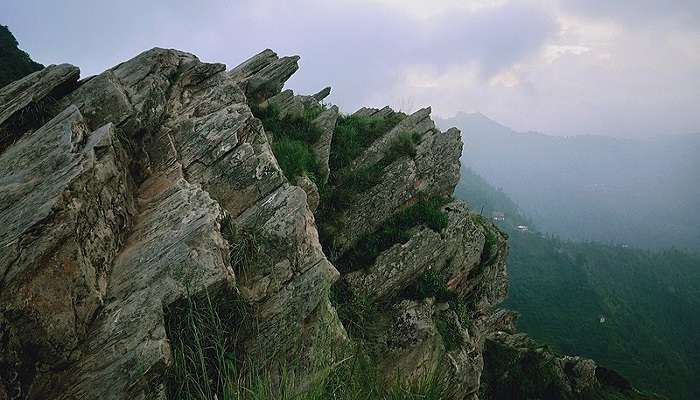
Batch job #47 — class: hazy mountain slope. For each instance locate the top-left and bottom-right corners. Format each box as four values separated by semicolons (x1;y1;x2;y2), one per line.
454;166;700;400
440;112;700;252
0;25;43;87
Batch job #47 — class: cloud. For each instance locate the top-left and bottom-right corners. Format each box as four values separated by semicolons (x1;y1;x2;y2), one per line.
1;0;698;137
559;0;700;29
263;0;558;110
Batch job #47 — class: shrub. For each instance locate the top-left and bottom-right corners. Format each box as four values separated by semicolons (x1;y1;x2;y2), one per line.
251;104;324;184
272;137;320;183
435;316;463;352
385;131;420;161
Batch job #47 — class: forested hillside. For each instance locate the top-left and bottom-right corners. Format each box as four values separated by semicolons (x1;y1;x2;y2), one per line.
455;167;700;400
0;25;43;87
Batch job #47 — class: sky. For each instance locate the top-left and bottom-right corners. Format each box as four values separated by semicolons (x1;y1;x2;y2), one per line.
2;0;699;138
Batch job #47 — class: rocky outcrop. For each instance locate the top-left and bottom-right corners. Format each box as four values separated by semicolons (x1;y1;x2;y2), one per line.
0;46;652;400
0;64;79;152
0;48;344;399
479;326;664;400
326;108;463;256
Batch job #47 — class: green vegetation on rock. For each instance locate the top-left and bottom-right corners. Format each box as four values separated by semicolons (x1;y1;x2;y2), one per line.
334;195;449;273
252;104;324;184
167;288;453;400
329;112;405;171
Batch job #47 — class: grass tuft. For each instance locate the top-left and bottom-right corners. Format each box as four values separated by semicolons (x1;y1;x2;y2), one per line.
329;112;405;171
166;287;455;400
272;137;321;183
251;104;324;185
334;195;449;273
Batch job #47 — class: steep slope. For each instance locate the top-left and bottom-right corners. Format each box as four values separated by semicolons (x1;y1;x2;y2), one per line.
0;48;343;399
0;48;658;400
439;112;700;252
0;26;43;88
454;166;700;400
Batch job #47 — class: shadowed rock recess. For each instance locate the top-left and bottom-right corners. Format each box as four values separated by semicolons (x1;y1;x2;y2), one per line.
0;49;659;399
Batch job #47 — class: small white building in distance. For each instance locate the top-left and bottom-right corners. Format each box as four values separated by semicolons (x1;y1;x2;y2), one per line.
492;212;505;221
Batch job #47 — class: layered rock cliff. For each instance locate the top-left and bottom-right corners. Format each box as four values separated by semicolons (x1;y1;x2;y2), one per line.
0;49;658;399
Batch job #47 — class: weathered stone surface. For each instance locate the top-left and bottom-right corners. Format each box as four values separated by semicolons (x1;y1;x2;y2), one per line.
330;111;463;255
377;300;444;384
0;105;134;397
0;64;80;152
0;46;648;400
267;89;305;117
0;64;79;126
353;105;395;119
479;331;661;400
311;105;338;183
39;169;234;400
261;86;338;183
295;174;320;212
0;47;345;399
230;49;300;101
344;202;485;304
312;86;331;101
339;202;507;400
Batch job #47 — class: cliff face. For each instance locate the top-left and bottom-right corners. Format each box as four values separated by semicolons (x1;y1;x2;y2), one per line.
0;49;655;400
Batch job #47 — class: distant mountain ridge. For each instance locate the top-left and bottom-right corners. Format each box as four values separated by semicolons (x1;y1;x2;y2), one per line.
438;112;700;251
454;166;700;400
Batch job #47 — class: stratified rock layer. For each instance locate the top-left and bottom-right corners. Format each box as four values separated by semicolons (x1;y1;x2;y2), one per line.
0;47;651;400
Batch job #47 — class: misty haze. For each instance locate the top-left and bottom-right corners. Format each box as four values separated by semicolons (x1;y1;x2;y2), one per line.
1;1;698;400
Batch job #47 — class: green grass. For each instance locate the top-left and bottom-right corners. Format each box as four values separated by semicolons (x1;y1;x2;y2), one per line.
221;216;264;279
435;316;463;352
165;288;251;400
329;112;405;171
272;138;321;183
333;196;449;273
385;131;421;160
251;104;324;185
166;288;455;400
253;105;325;144
330;281;380;341
317;130;427;260
326;129;421;196
401;267;474;350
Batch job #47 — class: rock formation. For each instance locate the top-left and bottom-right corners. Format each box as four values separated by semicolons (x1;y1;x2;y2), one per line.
0;48;659;400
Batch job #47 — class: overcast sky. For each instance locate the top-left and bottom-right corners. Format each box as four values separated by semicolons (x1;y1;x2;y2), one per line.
2;0;699;137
